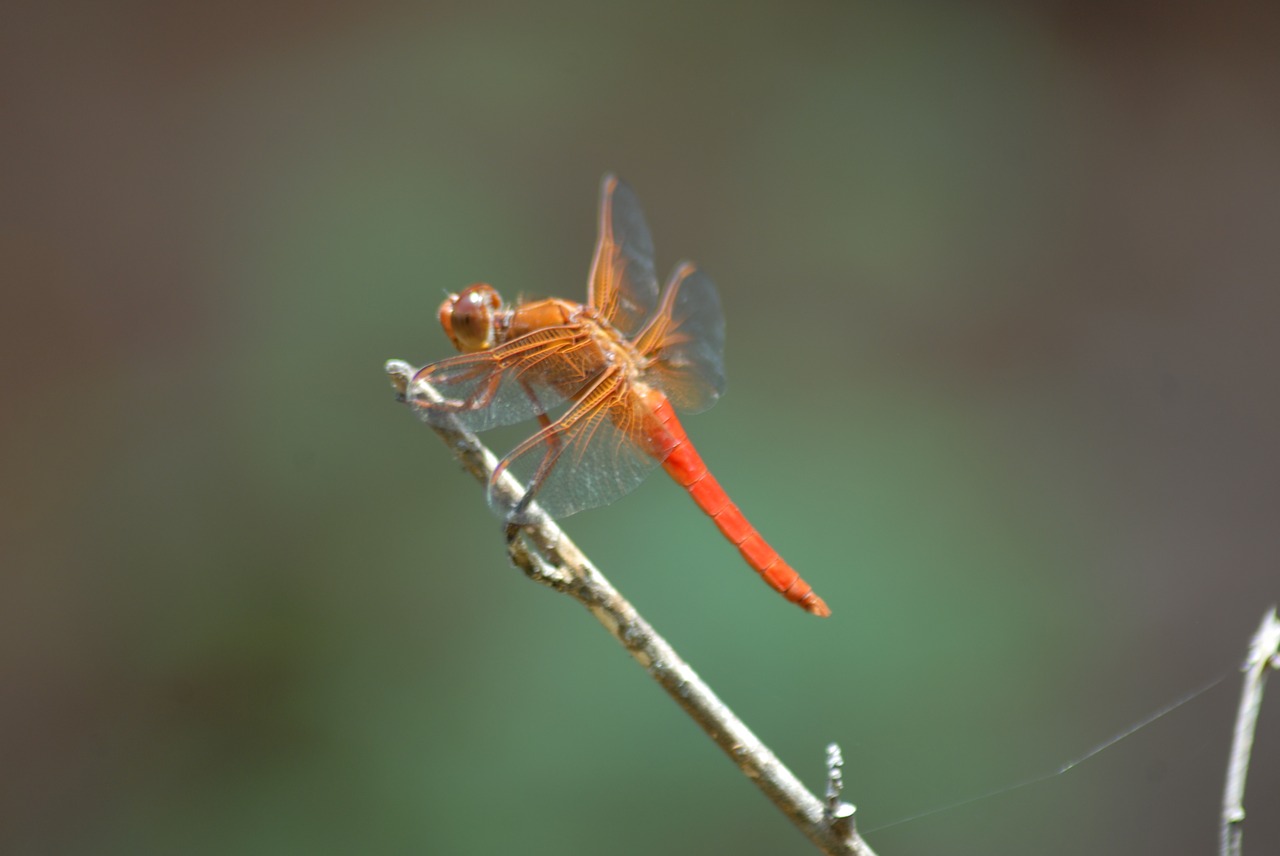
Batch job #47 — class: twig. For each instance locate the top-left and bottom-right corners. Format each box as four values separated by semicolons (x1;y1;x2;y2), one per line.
1221;606;1280;856
386;360;877;856
826;742;857;839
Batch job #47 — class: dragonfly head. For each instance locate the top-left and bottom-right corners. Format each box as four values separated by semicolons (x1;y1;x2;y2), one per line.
439;283;503;352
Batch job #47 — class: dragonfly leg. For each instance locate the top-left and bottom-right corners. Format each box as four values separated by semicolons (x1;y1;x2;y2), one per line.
410;364;503;416
504;519;523;544
501;381;563;527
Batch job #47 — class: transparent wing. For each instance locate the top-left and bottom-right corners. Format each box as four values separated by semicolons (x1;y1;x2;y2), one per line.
587;174;661;337
407;326;600;433
634;263;726;414
488;368;663;521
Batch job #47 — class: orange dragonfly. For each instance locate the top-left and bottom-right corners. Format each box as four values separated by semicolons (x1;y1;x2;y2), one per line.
408;175;829;617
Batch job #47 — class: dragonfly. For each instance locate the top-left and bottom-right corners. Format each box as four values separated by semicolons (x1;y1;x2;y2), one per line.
407;175;830;617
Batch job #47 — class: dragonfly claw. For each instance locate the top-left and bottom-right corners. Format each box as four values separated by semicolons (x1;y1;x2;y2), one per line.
504;520;523;546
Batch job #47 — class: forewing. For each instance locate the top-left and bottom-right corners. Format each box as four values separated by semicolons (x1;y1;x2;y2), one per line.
587;174;661;337
635;263;726;414
488;369;661;521
408;326;598;433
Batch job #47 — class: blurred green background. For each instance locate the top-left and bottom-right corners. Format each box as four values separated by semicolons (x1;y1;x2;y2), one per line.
4;2;1278;854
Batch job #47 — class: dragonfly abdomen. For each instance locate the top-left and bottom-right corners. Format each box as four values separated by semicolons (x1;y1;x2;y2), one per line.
644;392;831;617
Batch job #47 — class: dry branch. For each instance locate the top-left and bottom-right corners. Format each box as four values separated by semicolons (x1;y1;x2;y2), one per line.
1221;606;1280;856
386;360;876;856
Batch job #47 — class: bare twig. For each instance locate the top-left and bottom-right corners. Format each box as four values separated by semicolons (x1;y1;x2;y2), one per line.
1221;606;1280;856
386;360;877;856
825;742;857;839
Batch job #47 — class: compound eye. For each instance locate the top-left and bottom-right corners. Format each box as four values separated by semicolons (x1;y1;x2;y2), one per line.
439;283;502;352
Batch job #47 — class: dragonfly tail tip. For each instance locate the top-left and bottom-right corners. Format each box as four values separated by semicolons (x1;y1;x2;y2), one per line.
804;595;832;618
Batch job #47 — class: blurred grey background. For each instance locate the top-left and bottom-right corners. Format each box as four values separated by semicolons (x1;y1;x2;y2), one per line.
3;2;1278;854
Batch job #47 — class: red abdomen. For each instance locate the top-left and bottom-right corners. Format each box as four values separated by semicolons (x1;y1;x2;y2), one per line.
643;390;831;617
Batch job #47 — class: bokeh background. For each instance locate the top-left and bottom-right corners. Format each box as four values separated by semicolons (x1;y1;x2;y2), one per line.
4;2;1278;854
